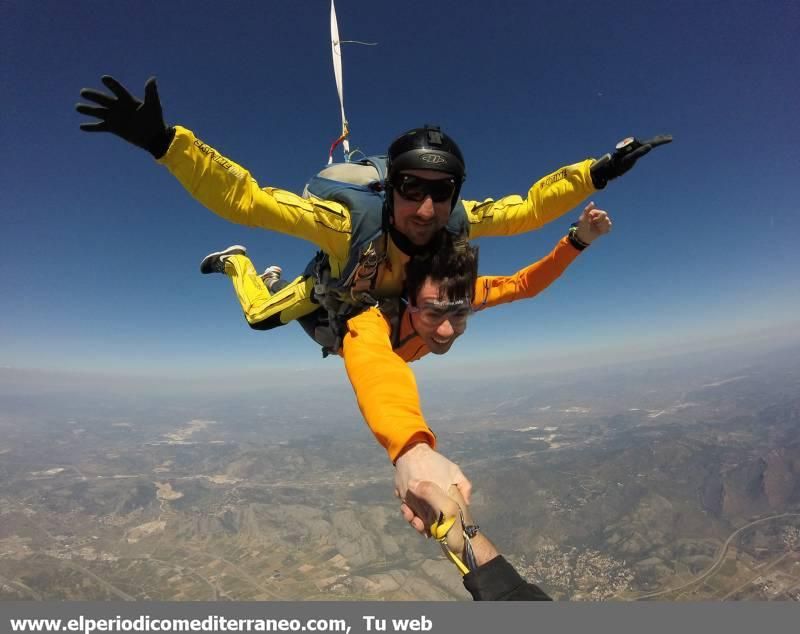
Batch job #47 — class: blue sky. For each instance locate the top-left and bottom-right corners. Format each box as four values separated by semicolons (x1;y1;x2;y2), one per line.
2;0;798;378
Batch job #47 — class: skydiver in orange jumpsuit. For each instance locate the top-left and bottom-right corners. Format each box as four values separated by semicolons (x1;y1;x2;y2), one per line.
213;202;611;530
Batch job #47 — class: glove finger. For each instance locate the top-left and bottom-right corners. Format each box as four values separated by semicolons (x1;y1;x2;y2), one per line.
626;144;652;163
75;104;109;119
79;88;116;107
79;121;111;132
642;135;673;148
143;77;162;109
101;75;137;104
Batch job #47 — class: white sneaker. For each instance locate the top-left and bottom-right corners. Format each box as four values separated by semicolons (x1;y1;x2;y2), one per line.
200;245;247;274
259;265;283;290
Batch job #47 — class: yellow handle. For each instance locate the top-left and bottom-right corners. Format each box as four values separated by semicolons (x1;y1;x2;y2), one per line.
430;514;457;540
429;514;470;576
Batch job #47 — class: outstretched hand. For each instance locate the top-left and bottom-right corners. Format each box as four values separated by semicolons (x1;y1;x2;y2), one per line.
394;443;472;534
76;75;173;159
574;202;612;244
590;134;673;189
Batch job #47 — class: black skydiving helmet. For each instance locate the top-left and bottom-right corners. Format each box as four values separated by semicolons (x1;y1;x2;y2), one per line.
385;124;467;215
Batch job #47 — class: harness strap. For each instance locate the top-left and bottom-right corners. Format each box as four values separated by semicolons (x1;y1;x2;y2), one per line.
305;232;389;355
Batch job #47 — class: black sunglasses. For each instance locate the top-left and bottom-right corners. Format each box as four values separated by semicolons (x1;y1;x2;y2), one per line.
392;174;457;203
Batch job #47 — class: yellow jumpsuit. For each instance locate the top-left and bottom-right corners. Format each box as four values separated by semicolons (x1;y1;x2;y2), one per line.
160;126;596;328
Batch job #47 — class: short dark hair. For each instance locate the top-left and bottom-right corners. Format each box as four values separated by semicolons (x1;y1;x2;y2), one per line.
405;231;479;306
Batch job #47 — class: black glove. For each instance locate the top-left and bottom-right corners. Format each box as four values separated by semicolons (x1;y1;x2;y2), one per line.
76;75;174;159
590;135;673;189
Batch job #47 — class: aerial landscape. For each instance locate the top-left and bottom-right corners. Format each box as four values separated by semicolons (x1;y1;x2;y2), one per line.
2;339;798;601
3;0;798;618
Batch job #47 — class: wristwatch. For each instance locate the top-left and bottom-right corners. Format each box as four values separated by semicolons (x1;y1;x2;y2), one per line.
567;223;590;251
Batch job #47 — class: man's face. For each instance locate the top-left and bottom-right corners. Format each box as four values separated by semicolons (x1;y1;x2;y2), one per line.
409;277;471;355
391;169;456;246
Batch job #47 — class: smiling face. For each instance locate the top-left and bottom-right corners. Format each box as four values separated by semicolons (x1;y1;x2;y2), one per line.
403;230;479;355
391;169;456;246
408;277;471;355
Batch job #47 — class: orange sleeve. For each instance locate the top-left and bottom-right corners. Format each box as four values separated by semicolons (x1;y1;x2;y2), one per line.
473;236;581;309
342;308;436;463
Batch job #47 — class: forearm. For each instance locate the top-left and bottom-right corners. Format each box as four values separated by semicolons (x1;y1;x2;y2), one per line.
474;236;581;309
159;126;351;258
465;159;596;237
514;235;581;298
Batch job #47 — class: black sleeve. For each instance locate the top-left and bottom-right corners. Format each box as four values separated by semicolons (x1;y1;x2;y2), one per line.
463;555;552;601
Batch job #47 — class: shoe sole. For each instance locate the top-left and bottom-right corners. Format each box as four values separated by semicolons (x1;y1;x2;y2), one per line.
200;245;247;274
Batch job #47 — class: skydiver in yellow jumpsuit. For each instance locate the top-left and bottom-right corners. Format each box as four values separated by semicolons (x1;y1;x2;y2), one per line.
75;76;670;353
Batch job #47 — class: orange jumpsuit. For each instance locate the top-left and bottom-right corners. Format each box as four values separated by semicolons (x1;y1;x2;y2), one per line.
342;235;582;462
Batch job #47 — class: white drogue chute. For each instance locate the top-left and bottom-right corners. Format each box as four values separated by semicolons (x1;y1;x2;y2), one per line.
327;0;376;164
329;0;349;163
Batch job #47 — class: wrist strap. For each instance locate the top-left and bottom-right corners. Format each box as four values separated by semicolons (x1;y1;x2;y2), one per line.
568;223;589;251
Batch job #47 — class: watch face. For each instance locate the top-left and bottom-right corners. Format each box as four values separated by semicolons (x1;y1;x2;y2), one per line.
616;137;635;150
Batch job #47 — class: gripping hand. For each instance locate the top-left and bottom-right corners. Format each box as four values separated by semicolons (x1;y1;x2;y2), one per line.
76;76;173;159
590;135;673;189
395;443;472;535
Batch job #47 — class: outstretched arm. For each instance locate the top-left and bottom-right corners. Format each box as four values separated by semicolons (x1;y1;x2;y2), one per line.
342;309;471;532
463;160;596;237
342;308;435;462
76;76;352;261
473;202;611;310
463;135;669;238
